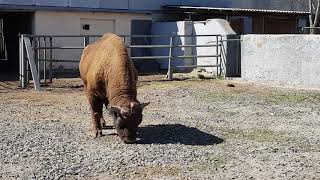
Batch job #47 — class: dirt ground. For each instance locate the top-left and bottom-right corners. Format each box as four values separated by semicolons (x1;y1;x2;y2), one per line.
0;74;319;179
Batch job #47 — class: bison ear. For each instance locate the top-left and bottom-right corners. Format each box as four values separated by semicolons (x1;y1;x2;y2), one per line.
140;102;150;110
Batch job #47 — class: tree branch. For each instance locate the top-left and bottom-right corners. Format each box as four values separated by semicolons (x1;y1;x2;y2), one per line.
309;0;314;26
314;0;320;26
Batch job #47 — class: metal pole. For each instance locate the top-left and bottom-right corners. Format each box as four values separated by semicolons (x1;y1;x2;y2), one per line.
36;37;41;83
216;35;219;77
23;36;41;90
27;36;34;86
26;55;29;85
49;37;53;83
167;35;174;80
43;37;47;84
219;35;223;77
24;36;28;87
83;36;89;47
19;34;26;88
19;34;22;87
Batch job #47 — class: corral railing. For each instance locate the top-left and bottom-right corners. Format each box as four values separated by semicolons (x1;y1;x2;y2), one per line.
19;34;224;90
300;27;320;34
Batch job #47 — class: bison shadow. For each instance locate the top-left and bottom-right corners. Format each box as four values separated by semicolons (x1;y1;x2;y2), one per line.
137;124;224;146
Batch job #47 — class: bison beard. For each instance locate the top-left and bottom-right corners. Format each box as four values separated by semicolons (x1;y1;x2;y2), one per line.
79;33;148;144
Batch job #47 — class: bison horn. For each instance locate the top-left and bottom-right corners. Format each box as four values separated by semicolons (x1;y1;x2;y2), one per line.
129;102;149;111
140;102;150;109
109;105;130;116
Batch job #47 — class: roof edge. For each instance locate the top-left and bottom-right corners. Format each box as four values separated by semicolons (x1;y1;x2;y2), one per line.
0;5;152;14
164;5;310;15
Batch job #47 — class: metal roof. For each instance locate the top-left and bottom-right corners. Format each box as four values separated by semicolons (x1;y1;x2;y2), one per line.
165;6;310;15
0;5;152;14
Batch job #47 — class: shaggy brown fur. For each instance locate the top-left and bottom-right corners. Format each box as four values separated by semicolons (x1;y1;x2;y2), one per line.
79;33;147;143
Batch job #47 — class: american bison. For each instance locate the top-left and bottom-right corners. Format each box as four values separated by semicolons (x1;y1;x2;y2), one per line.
79;33;148;144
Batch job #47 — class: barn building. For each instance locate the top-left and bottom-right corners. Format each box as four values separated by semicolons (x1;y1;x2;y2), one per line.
0;0;309;79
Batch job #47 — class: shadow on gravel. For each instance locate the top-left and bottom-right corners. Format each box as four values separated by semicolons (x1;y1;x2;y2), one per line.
137;124;224;146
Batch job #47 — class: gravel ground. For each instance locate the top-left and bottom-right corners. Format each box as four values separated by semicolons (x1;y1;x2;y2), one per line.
0;75;320;179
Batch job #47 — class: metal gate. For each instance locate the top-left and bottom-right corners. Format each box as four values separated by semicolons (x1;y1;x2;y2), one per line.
19;34;224;90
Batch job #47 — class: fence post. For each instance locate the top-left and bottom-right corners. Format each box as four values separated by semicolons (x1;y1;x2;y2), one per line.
216;35;220;77
167;35;174;80
43;37;47;84
49;37;53;83
26;55;29;85
23;36;41;90
19;34;22;87
19;34;27;88
36;37;41;83
83;36;89;47
23;36;30;85
219;35;224;78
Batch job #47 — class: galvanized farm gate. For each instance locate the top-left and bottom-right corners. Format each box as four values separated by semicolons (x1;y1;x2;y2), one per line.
19;34;224;90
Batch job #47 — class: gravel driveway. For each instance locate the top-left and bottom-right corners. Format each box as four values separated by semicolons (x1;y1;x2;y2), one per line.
0;75;319;179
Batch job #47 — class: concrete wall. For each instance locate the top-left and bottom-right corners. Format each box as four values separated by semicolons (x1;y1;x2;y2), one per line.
241;35;320;87
34;11;151;70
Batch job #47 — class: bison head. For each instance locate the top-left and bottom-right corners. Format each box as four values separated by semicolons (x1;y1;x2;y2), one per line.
110;102;149;144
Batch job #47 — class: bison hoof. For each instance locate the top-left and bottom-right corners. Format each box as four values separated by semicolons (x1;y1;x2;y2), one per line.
94;130;104;138
100;118;107;128
101;123;107;129
123;138;136;144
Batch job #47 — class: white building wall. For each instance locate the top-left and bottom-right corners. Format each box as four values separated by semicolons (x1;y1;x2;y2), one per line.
34;11;151;70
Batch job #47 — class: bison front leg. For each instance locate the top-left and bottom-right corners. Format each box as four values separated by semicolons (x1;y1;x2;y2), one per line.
88;95;104;138
100;116;107;129
100;100;109;129
106;104;118;129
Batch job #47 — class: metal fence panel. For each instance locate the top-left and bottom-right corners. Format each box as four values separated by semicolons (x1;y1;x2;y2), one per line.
19;34;224;90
